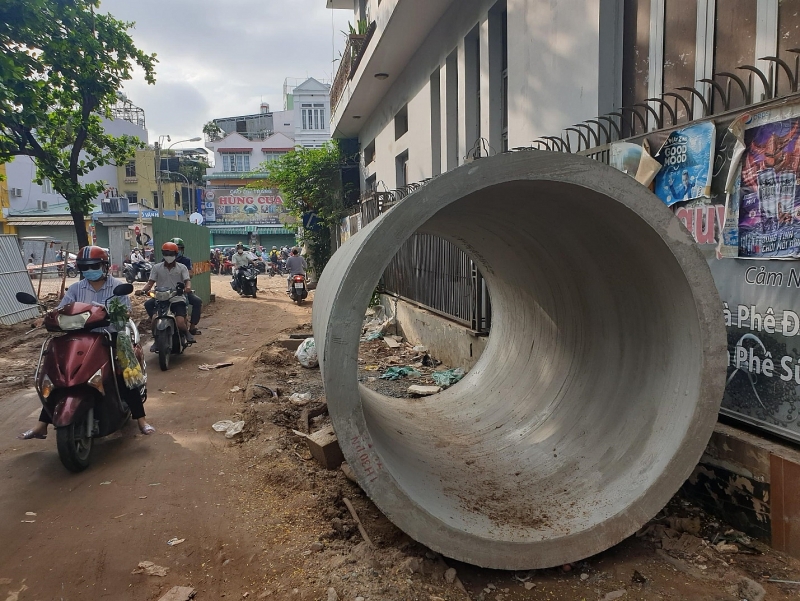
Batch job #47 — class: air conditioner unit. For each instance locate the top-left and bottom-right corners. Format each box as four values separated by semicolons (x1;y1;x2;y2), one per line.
11;188;23;197
37;200;48;210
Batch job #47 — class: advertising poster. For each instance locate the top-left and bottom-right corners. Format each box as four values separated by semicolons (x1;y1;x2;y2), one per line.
653;122;715;207
204;187;289;225
609;141;661;186
734;106;800;258
704;247;800;443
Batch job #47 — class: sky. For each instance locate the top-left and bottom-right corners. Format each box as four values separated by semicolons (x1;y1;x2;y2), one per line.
101;0;352;149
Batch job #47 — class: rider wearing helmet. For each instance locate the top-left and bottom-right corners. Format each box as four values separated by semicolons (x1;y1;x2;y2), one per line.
169;237;203;336
139;242;195;345
230;242;253;292
18;246;155;439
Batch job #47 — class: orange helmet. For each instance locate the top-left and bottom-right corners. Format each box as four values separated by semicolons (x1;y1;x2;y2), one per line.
161;241;179;256
76;246;109;269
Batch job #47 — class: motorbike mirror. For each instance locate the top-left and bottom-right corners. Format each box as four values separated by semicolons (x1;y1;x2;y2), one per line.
113;283;134;296
15;292;38;305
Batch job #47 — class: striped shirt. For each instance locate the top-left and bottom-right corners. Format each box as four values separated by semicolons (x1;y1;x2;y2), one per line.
59;276;131;311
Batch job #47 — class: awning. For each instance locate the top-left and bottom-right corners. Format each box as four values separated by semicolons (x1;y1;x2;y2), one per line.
209;226;295;235
6;219;76;226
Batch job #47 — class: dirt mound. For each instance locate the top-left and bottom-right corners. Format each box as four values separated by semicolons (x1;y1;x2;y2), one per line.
256;343;294;366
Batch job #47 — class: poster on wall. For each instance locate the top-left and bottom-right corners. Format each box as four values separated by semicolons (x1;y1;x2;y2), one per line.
609;141;661;186
653;122;715;207
204;187;289;225
704;248;800;443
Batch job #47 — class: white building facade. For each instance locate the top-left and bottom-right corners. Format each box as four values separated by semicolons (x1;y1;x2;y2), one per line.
328;0;792;192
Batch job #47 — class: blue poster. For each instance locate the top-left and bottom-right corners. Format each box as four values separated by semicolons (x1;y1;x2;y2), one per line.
654;122;715;207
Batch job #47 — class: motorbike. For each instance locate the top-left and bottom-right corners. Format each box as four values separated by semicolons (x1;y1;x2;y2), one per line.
221;259;233;276
57;260;78;279
289;274;308;305
232;265;259;298
122;260;152;283
15;283;144;472
149;283;193;371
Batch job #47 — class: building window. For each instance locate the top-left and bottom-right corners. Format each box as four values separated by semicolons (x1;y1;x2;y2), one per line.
364;140;376;165
301;103;326;130
366;174;377;192
125;161;136;178
396;150;409;188
153;192;159;208
41;178;53;194
395;104;409;140
431;68;441;176
222;153;251;172
262;151;287;162
126;192;138;206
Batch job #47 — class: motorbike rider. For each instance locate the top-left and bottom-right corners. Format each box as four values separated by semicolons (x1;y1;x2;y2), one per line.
17;246;155;439
169;237;203;336
268;246;280;274
285;247;308;293
138;242;195;347
231;243;254;292
130;247;146;280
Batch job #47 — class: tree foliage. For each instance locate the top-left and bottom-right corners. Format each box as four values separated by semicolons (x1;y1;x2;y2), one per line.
0;0;157;247
253;141;348;276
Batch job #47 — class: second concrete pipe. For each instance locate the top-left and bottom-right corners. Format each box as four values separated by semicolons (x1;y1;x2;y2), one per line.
312;151;726;570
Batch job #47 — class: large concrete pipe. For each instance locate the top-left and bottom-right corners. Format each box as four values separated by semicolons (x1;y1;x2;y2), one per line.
313;151;726;570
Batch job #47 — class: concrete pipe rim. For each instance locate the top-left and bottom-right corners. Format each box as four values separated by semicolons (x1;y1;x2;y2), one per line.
313;151;726;570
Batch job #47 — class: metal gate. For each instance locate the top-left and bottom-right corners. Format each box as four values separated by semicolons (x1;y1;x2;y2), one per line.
151;218;211;304
0;235;39;325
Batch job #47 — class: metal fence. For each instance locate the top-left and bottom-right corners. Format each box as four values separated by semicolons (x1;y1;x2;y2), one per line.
0;235;40;325
337;191;491;332
151;217;211;304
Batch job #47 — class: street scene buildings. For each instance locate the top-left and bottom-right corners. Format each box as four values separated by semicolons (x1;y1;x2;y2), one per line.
3;1;800;600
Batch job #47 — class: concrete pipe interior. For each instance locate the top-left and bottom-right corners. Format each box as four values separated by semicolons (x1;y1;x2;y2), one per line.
314;152;725;570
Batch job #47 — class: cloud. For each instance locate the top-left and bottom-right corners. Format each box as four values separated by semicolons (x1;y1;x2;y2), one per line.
100;0;352;142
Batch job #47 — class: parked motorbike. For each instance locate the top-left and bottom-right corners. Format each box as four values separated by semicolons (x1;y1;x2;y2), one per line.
122;260;152;283
221;259;233;276
232;265;259;298
149;283;193;371
289;274;308;305
15;283;144;472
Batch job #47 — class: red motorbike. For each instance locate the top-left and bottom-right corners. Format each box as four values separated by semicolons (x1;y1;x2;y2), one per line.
16;284;145;472
289;274;308;305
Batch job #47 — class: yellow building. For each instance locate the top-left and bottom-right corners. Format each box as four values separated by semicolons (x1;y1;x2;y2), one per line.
0;164;13;235
117;148;183;215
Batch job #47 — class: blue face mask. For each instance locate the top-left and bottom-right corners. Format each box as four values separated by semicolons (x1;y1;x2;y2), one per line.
82;269;104;281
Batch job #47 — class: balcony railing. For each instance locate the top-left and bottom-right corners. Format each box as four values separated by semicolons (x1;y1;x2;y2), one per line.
331;21;377;114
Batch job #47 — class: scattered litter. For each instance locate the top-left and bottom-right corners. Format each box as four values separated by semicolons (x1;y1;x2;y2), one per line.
167;537;186;546
363;365;380;371
407;384;442;396
132;561;169;577
164;391;177;395
20;520;35;523
229;386;241;393
767;578;800;584
113;513;127;519
295;338;318;368
224;421;245;439
100;481;112;485
157;586;196;601
601;591;626;601
432;368;465;388
149;483;161;486
384;336;401;349
253;384;279;397
198;362;234;371
524;582;536;590
343;497;373;546
289;392;313;406
363;330;383;341
25;512;36;516
139;496;147;499
379;366;421;380
714;541;739;554
212;420;234;432
412;345;428;353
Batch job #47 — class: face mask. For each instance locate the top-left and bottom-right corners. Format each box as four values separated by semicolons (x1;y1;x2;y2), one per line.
164;256;176;264
83;269;104;281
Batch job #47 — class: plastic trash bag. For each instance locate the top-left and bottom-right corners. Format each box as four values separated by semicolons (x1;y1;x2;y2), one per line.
364;330;383;341
295;337;319;368
379;366;421;380
212;420;234;432
289;392;313;406
432;368;466;388
224;420;245;438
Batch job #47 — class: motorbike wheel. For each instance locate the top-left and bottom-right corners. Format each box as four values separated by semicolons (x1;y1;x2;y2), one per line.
125;271;135;284
67;267;78;278
56;420;93;472
156;331;171;371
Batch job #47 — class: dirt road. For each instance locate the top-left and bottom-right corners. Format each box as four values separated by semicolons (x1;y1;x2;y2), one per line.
0;274;310;600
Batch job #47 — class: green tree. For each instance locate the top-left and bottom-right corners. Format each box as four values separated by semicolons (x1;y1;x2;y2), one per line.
202;121;223;142
253;141;348;276
0;0;157;247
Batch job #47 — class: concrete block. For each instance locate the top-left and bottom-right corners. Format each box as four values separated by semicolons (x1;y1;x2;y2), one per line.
158;586;196;601
408;385;442;396
306;425;344;470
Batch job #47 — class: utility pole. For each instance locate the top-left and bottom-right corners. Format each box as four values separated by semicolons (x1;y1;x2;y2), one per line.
155;142;164;218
